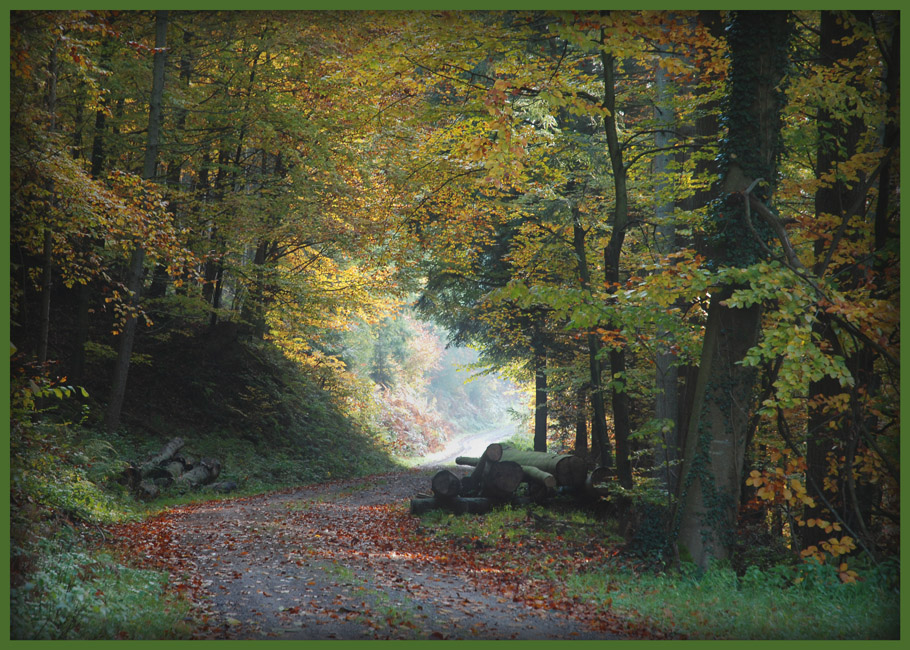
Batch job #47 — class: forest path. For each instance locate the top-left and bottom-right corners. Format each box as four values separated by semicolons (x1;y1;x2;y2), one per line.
415;423;517;469
113;460;634;639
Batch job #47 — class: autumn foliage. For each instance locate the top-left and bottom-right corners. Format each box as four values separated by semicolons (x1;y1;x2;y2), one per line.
9;9;899;637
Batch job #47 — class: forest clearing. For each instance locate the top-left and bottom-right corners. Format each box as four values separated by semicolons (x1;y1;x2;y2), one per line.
9;10;900;640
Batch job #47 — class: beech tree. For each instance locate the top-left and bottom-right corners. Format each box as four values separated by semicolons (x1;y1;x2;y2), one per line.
104;10;168;433
672;10;794;570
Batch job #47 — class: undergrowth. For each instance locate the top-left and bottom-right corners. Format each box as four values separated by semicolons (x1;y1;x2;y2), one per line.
564;557;900;639
10;533;193;640
417;498;900;640
9;331;403;640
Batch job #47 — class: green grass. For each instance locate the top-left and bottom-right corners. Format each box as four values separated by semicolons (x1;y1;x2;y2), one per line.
415;499;898;640
564;558;900;640
418;501;621;548
11;532;192;640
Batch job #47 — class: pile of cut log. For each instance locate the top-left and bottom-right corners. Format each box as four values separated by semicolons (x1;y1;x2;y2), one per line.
119;437;230;499
409;443;612;515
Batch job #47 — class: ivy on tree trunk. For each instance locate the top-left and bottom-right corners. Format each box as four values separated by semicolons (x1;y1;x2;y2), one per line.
674;10;793;570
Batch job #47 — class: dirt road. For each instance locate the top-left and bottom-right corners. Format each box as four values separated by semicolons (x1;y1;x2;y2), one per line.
415;424;517;468
115;436;632;640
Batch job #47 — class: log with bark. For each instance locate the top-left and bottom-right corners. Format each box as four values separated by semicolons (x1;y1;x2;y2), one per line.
455;442;503;471
459;443;504;496
140;437;184;472
209;481;238;493
522;465;557;503
413;443;588;514
522;465;557;490
410;496;492;515
498;447;586;488
431;469;462;499
176;457;222;488
479;460;524;501
124;438;224;496
137;479;160;500
584;466;612;499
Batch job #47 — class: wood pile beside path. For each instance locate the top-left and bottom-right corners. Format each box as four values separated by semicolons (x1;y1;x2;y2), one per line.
409;442;611;515
119;437;229;499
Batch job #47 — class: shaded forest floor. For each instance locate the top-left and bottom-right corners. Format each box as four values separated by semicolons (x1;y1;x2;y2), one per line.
14;331;898;641
106;467;655;640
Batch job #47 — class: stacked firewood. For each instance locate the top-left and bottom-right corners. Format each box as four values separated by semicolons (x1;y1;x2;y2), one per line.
119;437;229;499
409;443;611;515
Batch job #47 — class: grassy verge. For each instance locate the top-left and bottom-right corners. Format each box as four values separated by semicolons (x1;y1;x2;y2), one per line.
415;501;900;640
564;557;900;639
10;532;193;640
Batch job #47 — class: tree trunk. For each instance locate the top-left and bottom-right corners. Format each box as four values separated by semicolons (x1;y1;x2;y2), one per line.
140;437;185;472
533;344;548;452
522;465;557;490
37;229;53;364
572;210;611;468
803;10;873;551
455;443;503;468
670;11;725;498
105;10;168;433
653;46;678;492
37;38;59;364
104;243;148;433
600;28;633;489
71;59;113;381
574;386;589;458
176;458;222;488
674;11;792;570
137;479;160;500
459;443;504;494
675;289;762;567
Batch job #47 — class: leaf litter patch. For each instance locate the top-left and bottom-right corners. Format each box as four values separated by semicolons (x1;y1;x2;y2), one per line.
108;469;663;639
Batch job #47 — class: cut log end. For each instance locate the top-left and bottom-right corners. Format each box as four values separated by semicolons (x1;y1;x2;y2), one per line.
431;469;462;499
483;443;503;463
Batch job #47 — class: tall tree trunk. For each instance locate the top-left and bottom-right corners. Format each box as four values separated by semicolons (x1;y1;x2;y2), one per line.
671;11;725;494
199;149;227;321
572;207;612;468
674;11;792;569
147;26;194;302
652;44;678;491
804;10;870;551
600;27;632;489
241;240;271;339
574;385;589;458
37;38;59;364
105;10;168;433
72;62;114;382
533;340;548;453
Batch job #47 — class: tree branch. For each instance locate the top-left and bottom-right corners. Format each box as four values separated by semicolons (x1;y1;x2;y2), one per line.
739;184;899;369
